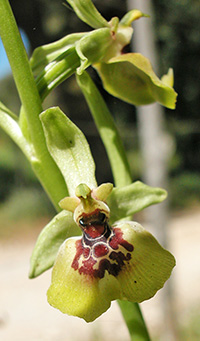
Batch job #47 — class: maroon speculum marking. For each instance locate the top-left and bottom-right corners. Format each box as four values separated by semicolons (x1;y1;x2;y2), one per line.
72;210;134;279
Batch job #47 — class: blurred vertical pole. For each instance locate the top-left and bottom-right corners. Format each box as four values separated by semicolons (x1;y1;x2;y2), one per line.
127;0;178;340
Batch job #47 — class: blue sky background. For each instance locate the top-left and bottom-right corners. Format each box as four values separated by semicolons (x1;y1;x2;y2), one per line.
0;29;30;80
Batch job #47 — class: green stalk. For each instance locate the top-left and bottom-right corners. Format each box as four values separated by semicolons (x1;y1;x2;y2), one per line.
77;71;150;340
0;0;68;210
118;301;150;341
76;71;132;187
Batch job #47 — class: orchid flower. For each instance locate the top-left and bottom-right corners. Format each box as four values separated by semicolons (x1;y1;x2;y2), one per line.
30;0;177;109
28;107;175;322
47;183;175;322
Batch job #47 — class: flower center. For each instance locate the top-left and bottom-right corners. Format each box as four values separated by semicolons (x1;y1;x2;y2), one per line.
72;211;134;279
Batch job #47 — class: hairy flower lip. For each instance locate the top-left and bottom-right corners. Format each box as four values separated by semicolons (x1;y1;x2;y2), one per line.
47;219;175;322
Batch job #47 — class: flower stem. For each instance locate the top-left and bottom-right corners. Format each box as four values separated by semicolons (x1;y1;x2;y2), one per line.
118;300;150;341
76;71;132;187
0;0;68;210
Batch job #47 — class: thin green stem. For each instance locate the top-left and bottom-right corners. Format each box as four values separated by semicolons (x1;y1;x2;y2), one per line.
0;0;68;210
77;71;150;340
76;71;132;187
118;301;150;341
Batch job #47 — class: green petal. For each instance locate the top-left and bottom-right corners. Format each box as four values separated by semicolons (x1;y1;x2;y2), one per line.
29;210;81;278
92;183;113;202
40;107;97;196
95;53;177;109
115;222;175;302
120;9;148;26
107;181;167;224
59;196;80;212
47;237;121;322
161;68;174;87
66;0;109;29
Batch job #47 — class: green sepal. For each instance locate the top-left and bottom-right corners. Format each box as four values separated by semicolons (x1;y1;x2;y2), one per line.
30;32;85;75
29;210;81;278
75;28;113;74
40;107;97;196
66;0;109;29
107;181;167;223
95;53;177;109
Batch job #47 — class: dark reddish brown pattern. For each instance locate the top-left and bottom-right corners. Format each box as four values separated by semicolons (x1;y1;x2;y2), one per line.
72;212;134;279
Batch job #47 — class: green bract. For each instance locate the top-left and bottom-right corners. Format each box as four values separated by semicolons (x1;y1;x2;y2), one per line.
36;47;80;100
30;33;85;75
30;0;177;109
